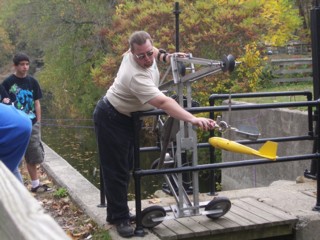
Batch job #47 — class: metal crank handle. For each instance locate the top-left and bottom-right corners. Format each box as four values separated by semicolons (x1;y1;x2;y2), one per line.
214;122;237;133
214;116;235;133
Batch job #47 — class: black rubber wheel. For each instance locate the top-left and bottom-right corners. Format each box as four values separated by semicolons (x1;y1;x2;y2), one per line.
226;54;235;72
141;205;166;228
205;197;231;219
221;54;235;72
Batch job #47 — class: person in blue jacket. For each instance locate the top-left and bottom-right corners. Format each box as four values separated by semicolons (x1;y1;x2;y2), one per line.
0;103;32;182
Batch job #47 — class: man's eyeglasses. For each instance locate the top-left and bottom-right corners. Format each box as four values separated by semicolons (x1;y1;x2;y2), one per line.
134;50;154;60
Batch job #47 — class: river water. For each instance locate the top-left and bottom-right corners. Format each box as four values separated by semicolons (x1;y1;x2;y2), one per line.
41;117;214;200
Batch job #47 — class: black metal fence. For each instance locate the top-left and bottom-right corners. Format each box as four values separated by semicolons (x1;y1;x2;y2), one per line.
131;92;320;235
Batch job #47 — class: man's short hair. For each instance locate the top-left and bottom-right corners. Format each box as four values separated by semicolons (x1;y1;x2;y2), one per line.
129;31;153;51
13;53;30;66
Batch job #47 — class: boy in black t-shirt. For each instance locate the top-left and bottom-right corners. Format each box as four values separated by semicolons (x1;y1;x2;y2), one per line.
2;53;52;193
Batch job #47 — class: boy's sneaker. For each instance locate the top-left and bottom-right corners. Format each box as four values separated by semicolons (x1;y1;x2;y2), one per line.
116;219;134;238
31;184;53;193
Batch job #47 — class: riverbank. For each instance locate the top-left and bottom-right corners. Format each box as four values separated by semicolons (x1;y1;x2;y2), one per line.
20;160;110;239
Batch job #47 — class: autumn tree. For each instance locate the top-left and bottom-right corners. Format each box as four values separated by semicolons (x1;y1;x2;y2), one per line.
295;0;313;29
92;0;302;104
1;0;116;117
0;0;15;68
0;0;304;117
0;27;14;68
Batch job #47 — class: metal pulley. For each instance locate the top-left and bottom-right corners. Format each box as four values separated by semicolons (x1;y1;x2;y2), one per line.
221;54;236;72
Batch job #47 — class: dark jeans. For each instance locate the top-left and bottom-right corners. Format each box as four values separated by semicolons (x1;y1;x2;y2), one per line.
93;98;134;223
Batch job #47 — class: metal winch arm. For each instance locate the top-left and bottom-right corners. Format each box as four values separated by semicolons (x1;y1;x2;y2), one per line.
159;53;236;90
180;65;222;83
161;66;222;90
170;54;236;84
176;56;222;66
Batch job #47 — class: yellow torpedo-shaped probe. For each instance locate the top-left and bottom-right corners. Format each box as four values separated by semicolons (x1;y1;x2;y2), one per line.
209;137;278;161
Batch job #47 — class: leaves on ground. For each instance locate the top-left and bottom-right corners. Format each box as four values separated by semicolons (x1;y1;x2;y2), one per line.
21;163;104;240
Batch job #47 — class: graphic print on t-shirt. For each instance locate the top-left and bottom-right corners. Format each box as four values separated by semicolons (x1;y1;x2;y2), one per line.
9;83;36;120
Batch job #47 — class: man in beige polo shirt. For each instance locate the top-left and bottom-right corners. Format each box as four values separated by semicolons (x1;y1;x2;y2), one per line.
93;31;215;238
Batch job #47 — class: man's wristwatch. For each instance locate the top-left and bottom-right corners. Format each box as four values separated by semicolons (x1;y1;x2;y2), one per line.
157;48;167;62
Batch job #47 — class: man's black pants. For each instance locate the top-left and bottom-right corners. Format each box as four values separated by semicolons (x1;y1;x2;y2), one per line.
93;98;134;223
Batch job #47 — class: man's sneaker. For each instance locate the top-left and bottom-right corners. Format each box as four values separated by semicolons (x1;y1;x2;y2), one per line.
107;213;136;224
116;219;134;238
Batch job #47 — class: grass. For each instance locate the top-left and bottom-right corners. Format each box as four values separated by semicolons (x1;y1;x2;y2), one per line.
237;81;313;108
53;187;68;198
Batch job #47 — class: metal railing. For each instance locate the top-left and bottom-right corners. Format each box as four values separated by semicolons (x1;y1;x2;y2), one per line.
131;93;320;235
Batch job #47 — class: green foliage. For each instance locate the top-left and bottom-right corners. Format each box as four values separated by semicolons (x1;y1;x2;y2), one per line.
0;1;16;67
37;44;105;117
53;187;68;199
91;229;112;240
0;0;303;117
216;181;223;191
1;0;112;117
0;27;14;67
261;0;303;46
92;0;303;107
258;63;275;89
233;43;267;92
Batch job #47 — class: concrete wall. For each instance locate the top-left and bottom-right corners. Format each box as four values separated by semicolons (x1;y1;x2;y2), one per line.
220;101;313;190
